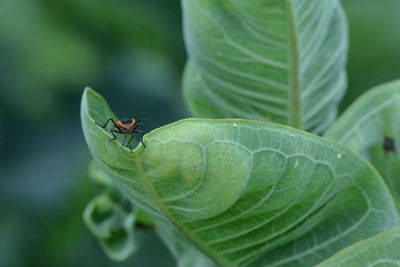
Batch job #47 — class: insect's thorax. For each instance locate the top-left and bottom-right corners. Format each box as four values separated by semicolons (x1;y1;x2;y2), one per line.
116;118;135;132
120;118;134;124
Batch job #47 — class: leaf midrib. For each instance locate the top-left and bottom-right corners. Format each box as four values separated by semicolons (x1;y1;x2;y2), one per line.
285;0;301;129
134;152;232;267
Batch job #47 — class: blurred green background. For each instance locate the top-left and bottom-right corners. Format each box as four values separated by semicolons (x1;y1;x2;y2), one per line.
0;0;399;266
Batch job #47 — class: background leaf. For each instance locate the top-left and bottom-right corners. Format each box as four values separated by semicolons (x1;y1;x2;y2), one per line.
83;193;138;261
324;80;400;208
182;0;348;133
317;227;400;267
3;0;400;266
81;88;399;266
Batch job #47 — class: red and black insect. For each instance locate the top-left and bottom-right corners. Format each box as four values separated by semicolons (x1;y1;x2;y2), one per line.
95;118;145;152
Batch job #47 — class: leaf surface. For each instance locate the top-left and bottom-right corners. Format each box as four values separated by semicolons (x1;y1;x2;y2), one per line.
318;227;400;267
81;88;399;266
182;0;348;133
324;80;400;207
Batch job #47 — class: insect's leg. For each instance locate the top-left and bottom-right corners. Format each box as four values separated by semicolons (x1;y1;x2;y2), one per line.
140;135;146;148
122;133;127;146
109;129;121;142
126;144;133;153
134;130;146;148
96;118;118;129
126;133;134;146
132;121;144;131
133;122;146;148
124;134;133;152
124;133;134;152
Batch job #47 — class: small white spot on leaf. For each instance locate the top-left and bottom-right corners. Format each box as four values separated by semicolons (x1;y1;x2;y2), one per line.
294;160;298;168
233;123;238;127
337;154;342;159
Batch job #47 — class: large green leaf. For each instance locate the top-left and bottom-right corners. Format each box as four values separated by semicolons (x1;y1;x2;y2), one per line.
182;0;348;133
324;80;400;207
81;88;399;266
317;227;400;266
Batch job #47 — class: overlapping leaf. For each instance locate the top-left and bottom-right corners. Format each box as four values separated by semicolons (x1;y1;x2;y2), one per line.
182;0;348;133
318;227;400;266
325;80;400;207
81;88;399;266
